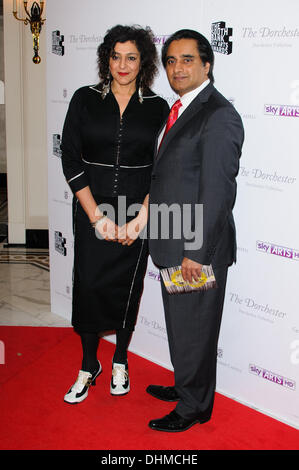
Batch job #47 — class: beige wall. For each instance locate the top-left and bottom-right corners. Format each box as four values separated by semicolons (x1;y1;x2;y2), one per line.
0;7;6;174
3;0;48;243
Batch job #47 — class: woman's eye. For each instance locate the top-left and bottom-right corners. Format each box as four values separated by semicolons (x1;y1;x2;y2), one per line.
128;56;136;61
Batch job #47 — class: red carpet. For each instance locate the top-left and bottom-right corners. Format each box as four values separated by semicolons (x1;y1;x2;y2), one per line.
0;325;298;451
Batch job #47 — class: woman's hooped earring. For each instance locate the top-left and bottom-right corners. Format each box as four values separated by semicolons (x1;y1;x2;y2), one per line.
138;76;144;104
101;74;111;99
138;85;143;104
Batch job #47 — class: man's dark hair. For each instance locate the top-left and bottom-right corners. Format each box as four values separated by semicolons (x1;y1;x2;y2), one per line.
161;29;214;83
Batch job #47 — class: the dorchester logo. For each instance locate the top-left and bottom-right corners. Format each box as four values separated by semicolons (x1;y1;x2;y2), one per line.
239;166;296;185
229;292;287;321
139;315;167;339
211;21;233;55
242;26;299;39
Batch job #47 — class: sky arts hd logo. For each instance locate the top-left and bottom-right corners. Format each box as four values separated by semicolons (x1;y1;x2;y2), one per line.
147;269;160;282
249;364;295;391
153;35;170;46
256;241;299;261
211;21;233;55
52;30;65;56
264;104;299;117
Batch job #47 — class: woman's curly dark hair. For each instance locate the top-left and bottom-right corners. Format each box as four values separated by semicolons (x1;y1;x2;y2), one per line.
97;24;158;90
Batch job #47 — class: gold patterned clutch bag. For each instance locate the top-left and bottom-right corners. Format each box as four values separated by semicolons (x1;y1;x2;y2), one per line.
160;265;217;295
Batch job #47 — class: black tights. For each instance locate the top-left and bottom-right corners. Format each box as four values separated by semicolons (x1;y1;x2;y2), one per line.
79;328;133;373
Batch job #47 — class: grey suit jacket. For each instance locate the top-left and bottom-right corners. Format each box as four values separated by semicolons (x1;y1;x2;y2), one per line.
148;83;244;268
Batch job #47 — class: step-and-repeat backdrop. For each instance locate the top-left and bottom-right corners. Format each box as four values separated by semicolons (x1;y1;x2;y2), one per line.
47;0;299;429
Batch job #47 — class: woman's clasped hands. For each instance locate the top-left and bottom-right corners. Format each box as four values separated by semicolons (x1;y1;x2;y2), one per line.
95;213;147;246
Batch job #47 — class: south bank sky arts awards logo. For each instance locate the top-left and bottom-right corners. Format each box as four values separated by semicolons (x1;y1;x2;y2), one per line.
53;134;62;158
55;231;67;256
211;21;233;55
52;30;65;56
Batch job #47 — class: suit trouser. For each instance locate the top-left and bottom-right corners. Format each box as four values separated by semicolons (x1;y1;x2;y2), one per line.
160;265;228;420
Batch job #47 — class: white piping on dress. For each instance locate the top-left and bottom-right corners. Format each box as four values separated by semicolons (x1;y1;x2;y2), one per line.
89;86;102;94
122;236;146;328
119;164;152;168
67;171;85;183
82;158;113;168
82;157;151;169
89;85;162;100
72;198;79;286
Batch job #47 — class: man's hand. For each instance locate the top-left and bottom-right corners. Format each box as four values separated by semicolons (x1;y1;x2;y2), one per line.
181;257;203;283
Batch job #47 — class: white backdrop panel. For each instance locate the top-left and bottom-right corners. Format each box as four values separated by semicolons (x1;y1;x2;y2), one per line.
46;0;299;429
200;0;299;428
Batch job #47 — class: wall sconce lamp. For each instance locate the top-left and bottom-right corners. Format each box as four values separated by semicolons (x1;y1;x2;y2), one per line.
13;1;46;64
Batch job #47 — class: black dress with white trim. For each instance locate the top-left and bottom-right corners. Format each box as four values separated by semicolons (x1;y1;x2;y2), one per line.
61;84;169;333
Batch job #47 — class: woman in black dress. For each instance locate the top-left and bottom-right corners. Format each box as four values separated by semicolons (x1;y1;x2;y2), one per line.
61;25;169;403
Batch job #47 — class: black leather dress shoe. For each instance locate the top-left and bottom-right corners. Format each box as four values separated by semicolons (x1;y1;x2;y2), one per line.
146;385;179;401
148;410;210;432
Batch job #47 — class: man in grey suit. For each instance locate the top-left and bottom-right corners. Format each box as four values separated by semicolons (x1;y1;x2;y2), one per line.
147;29;244;432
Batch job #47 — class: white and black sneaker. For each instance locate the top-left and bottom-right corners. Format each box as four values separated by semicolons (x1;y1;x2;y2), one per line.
110;362;130;396
64;360;102;404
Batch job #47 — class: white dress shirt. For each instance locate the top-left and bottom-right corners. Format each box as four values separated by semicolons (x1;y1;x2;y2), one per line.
158;79;210;149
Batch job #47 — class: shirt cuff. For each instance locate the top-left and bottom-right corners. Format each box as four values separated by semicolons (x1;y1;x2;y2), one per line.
67;171;89;193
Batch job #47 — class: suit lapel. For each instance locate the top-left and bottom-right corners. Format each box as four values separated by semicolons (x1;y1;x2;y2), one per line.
153;119;168;160
154;83;215;165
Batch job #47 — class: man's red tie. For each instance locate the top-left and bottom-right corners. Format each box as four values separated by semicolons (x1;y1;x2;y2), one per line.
158;99;182;151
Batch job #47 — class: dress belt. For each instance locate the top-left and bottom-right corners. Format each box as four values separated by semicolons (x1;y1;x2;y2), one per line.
82;157;152;169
